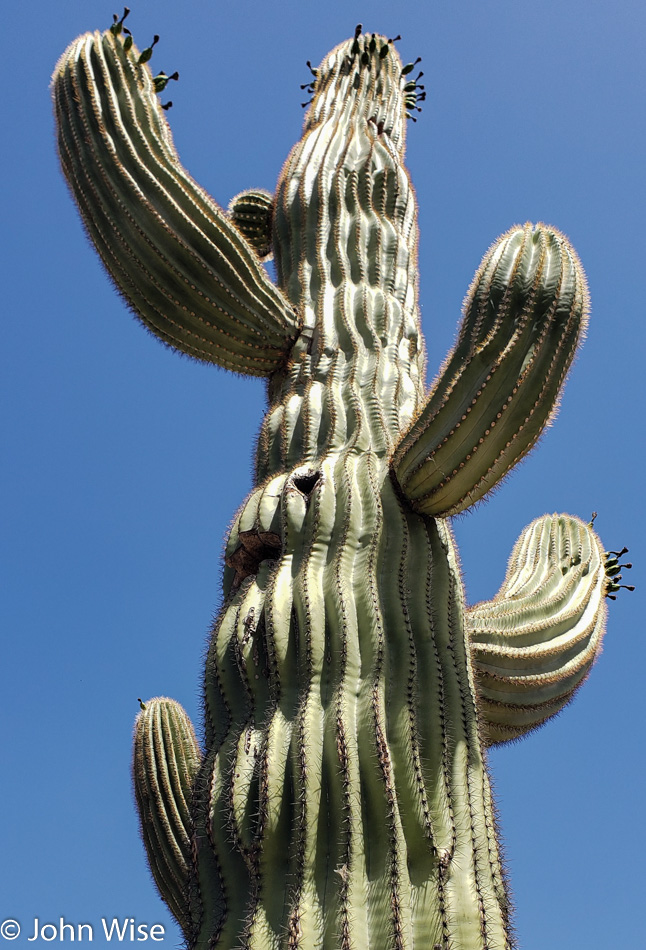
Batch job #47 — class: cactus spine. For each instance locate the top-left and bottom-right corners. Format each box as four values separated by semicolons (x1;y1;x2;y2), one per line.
52;18;623;950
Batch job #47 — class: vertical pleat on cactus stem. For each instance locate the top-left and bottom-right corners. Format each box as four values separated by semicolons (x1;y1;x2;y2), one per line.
52;15;625;950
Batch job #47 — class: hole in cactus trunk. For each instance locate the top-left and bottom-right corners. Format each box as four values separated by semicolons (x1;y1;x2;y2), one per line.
292;471;321;498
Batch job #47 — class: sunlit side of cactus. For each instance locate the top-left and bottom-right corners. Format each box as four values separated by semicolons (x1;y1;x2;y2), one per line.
52;16;626;950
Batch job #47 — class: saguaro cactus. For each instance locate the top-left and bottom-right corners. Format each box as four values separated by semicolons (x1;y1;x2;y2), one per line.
52;15;630;950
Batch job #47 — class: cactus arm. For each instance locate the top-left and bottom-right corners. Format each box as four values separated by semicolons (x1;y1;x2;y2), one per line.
466;515;607;745
51;30;300;377
391;224;589;516
133;697;202;940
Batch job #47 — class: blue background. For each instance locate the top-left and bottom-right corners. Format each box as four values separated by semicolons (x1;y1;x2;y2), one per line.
2;1;644;947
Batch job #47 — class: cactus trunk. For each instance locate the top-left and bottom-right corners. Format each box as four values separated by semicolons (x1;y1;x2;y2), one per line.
197;41;509;945
205;460;510;948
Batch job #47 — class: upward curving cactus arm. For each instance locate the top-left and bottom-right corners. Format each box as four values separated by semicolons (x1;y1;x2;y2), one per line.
51;30;301;377
467;514;608;745
392;224;589;516
133;697;202;940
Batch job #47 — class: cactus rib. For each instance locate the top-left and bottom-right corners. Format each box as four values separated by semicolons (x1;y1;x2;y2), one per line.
468;514;607;744
52;31;300;376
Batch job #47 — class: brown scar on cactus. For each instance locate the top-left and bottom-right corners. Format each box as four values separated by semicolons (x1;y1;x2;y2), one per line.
52;13;621;949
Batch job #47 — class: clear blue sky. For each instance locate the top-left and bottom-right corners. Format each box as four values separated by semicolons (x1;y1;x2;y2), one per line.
2;1;644;947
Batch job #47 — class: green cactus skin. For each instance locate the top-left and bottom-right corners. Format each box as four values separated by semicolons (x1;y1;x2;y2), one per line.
52;22;615;950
